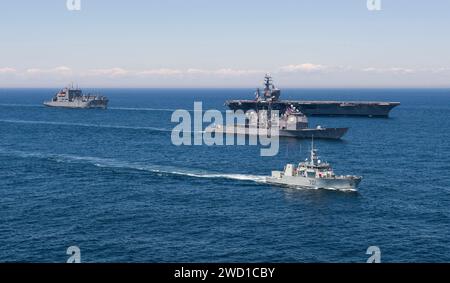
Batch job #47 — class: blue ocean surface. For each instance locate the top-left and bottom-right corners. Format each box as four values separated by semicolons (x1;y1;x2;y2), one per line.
0;88;449;262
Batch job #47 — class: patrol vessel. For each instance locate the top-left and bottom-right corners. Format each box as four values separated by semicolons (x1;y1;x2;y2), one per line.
44;85;108;109
225;74;400;117
267;139;362;191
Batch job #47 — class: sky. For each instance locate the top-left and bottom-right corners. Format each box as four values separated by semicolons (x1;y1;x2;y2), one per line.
0;0;449;88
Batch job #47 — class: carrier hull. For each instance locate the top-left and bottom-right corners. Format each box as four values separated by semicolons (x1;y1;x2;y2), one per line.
226;100;400;117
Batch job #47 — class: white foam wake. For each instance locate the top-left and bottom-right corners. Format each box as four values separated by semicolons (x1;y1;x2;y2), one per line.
0;149;355;192
0;148;357;192
109;107;177;112
0;119;172;132
174;172;267;183
0;103;42;108
0;149;266;184
109;107;204;113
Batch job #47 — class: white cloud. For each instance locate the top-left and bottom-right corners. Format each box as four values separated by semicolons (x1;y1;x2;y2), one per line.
279;63;327;73
3;64;450;87
54;66;72;73
137;68;183;76
427;67;450;74
25;66;72;75
25;68;42;74
390;68;415;74
138;68;263;76
86;68;263;77
362;67;415;74
212;68;263;76
0;67;17;74
186;68;209;75
88;67;129;77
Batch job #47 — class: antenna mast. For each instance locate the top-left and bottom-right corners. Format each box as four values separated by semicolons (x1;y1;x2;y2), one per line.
310;136;316;166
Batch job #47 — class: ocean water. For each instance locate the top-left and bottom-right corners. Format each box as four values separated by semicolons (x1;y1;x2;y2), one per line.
0;88;449;263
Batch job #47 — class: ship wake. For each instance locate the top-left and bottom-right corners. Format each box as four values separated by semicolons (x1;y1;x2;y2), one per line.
0;119;206;134
1;149;356;192
0;149;267;184
0;119;173;132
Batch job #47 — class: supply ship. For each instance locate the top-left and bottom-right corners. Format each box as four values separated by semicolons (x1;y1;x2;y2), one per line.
225;75;400;117
44;85;108;109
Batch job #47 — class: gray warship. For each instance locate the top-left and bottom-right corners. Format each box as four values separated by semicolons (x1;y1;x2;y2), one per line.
206;107;348;139
44;85;108;109
267;139;362;191
225;74;400;117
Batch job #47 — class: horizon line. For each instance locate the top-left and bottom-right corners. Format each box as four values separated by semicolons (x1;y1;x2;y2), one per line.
1;86;450;90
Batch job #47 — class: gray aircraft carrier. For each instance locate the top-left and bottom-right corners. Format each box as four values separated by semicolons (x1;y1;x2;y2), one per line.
225;75;400;117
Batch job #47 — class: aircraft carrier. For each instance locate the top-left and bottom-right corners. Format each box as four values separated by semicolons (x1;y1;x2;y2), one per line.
225;75;400;117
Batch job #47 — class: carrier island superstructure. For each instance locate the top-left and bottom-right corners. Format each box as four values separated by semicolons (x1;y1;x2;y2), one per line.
225;74;400;117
